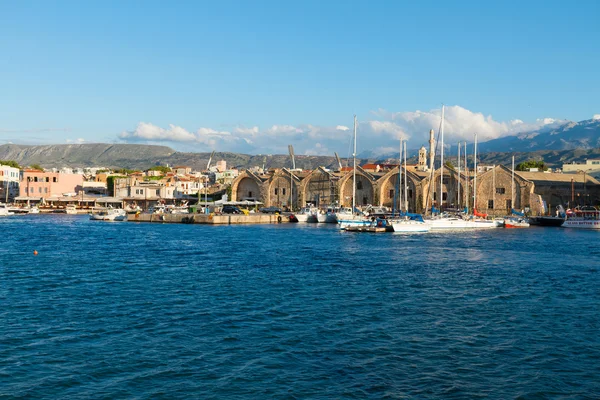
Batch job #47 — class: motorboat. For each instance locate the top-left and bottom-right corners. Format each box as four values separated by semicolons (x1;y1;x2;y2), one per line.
65;204;78;214
561;206;600;229
90;207;127;221
504;217;530;228
294;206;319;223
0;203;14;216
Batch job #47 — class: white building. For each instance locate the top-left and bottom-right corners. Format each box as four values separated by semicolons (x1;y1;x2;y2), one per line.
0;164;20;202
563;159;600;174
173;177;205;198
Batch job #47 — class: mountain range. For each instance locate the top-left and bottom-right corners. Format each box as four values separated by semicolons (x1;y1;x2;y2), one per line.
1;118;599;171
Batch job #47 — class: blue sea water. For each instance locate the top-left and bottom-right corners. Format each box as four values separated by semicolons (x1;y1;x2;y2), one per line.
1;215;599;399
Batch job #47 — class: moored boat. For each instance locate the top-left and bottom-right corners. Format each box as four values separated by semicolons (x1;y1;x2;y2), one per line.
561;206;600;229
504;217;530;228
90;207;127;221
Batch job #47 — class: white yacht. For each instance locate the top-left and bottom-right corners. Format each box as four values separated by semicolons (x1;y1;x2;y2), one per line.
425;213;497;230
90;207;127;221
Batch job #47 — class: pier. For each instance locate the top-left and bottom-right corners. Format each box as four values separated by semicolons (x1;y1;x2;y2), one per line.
128;213;290;225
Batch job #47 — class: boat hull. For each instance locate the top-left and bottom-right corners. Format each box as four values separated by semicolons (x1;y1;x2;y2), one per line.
528;216;565;227
391;220;431;233
561;220;600;229
425;218;497;230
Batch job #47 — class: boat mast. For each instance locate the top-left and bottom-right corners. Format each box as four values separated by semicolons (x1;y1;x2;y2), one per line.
512;155;515;211
404;141;408;214
352;115;357;213
457;142;461;210
464;142;469;213
474;133;477;212
439;105;445;210
399;137;403;214
492;164;496;215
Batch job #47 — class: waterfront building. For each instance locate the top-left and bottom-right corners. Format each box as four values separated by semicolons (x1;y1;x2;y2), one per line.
0;163;20;202
18;170;83;203
562;159;600;176
231;164;600;215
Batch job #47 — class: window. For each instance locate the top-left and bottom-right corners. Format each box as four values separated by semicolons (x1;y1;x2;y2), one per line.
39;187;42;193
25;187;28;194
496;187;505;194
357;181;363;190
44;188;48;193
46;177;50;182
34;177;38;182
389;189;394;198
53;177;57;183
506;199;512;209
156;189;160;196
248;191;253;198
488;200;494;209
409;189;413;199
282;188;286;196
442;177;449;184
274;188;278;195
433;193;437;201
442;192;447;201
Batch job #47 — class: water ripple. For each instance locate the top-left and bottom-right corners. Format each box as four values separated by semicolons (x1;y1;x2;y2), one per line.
1;216;599;398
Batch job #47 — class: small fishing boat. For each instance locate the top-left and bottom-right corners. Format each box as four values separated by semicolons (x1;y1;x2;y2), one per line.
504;217;530;228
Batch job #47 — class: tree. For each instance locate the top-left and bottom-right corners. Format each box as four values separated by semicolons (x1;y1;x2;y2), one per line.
516;160;547;171
148;165;171;174
29;163;44;171
0;160;20;169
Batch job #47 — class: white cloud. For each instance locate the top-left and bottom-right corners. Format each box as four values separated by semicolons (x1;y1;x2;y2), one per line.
117;106;569;156
66;138;86;144
119;122;197;142
234;126;259;136
593;114;600;121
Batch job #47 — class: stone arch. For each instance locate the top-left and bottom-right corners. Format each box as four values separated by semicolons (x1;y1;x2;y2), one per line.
423;168;465;210
338;167;376;207
301;167;336;207
476;165;531;215
266;169;301;209
231;171;263;202
377;167;422;212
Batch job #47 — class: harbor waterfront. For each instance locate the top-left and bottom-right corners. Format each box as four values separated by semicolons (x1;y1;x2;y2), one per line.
2;215;600;398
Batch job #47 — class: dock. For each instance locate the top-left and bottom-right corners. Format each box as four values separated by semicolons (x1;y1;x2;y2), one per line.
128;213;290;225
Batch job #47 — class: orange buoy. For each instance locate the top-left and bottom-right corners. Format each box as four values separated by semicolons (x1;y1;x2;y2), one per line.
33;250;38;256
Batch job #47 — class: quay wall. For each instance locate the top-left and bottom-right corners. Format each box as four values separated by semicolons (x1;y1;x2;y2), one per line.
128;213;289;225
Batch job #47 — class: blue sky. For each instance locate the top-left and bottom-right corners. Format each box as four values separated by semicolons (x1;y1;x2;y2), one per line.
1;0;599;156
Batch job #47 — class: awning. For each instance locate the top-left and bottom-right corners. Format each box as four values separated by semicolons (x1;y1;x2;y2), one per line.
14;196;42;201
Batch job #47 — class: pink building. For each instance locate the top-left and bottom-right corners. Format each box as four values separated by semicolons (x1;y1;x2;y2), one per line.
20;170;84;199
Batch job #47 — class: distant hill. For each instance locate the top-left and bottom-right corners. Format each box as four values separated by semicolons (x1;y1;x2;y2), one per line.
0;143;345;171
2;137;600;172
477;118;600;152
0;143;176;169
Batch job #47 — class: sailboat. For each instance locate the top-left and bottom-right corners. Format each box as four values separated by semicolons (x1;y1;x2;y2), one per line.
391;140;430;233
504;155;530;228
425;108;497;230
338;115;370;230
